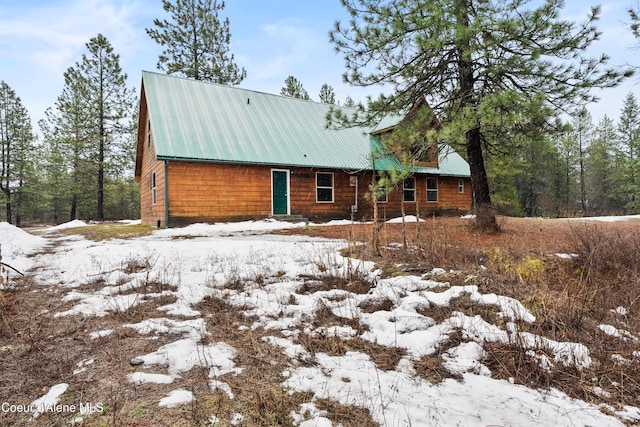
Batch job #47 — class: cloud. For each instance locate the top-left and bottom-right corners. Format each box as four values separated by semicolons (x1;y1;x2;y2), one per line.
0;0;156;129
241;18;324;81
0;0;146;77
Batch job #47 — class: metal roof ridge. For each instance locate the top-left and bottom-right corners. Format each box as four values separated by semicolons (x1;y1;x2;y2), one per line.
141;70;360;110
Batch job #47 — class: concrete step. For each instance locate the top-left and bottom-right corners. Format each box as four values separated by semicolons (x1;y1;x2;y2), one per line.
271;214;308;223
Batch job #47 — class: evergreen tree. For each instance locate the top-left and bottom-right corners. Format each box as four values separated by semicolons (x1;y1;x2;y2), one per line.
0;81;37;225
40;67;96;222
515;134;558;217
586;115;620;214
617;92;640;212
343;95;356;108
330;0;632;229
319;83;336;104
280;76;310;100
630;2;640;39
75;34;135;221
570;107;594;212
147;0;246;84
554;127;580;215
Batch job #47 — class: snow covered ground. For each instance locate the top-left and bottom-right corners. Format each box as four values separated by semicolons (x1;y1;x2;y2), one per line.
2;217;639;426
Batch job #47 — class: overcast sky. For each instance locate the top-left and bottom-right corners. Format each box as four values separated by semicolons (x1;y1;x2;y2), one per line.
0;0;637;131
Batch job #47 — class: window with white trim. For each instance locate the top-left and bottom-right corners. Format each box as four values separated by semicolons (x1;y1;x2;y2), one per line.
374;176;388;202
151;171;157;205
147;120;151;148
316;172;334;202
427;178;438;202
458;178;464;193
403;177;416;202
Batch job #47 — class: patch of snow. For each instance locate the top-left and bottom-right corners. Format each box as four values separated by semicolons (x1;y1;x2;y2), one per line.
73;358;95;375
284;352;620;427
30;383;68;418
230;413;244;425
89;329;113;339
0;222;46;272
558;214;640;222
599;324;637;341
612;306;628;316
128;372;175;384
599;324;621;338
386;215;424;223
555;253;578;259
158;389;193;408
209;379;234;399
138;338;237;375
442;341;490;376
43;219;90;232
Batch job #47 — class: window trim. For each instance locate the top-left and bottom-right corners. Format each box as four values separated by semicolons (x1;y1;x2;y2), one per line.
458;178;465;193
374;176;388;203
403;177;416;202
316;172;334;203
147;120;151;149
151;171;157;205
427;178;438;202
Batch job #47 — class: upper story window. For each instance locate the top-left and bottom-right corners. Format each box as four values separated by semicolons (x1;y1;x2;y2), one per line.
147;120;152;148
316;172;334;202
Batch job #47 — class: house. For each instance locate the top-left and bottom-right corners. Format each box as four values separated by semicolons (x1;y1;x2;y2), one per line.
134;71;472;227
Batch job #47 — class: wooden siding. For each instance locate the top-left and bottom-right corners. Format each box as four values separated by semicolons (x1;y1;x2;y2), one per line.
167;162;272;225
355;174;472;220
160;161;472;225
139;118;167;227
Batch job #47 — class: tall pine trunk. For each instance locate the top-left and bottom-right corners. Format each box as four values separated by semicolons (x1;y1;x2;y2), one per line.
466;128;496;229
455;0;496;231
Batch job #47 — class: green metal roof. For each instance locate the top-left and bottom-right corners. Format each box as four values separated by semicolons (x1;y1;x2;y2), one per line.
141;71;470;176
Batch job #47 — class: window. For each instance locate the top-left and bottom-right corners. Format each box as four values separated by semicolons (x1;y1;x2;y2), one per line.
427;178;438;202
151;171;157;204
458;179;465;193
147;120;151;148
316;172;334;202
403;177;416;202
374;176;388;203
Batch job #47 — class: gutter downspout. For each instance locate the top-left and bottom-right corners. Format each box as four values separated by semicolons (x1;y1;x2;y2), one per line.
164;160;169;228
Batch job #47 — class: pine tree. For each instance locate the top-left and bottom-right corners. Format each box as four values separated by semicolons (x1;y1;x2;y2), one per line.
330;0;633;229
554;126;580;215
585;115;618;214
319;83;336;104
147;0;246;84
280;76;310;100
630;3;640;39
570;107;594;213
40;67;97;221
0;81;37;225
343;95;356;108
76;34;135;221
617;92;640;212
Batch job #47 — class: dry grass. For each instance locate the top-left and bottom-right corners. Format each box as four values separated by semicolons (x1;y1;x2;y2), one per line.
288;215;640;410
54;223;153;241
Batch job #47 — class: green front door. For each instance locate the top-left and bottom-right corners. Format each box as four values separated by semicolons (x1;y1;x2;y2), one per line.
272;170;288;215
